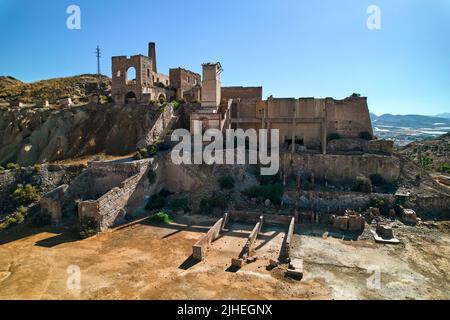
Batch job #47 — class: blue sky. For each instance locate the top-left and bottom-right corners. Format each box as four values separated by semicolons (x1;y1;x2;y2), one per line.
0;0;449;115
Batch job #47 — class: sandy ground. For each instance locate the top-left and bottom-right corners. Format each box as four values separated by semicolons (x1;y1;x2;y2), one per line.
0;215;448;300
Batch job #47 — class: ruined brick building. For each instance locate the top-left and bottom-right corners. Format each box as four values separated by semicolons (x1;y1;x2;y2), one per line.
112;42;374;154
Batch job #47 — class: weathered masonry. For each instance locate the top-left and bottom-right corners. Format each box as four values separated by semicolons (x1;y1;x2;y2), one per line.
111;42;173;104
230;94;374;154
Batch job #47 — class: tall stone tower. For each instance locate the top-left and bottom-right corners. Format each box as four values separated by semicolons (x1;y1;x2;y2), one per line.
148;42;157;73
201;62;222;108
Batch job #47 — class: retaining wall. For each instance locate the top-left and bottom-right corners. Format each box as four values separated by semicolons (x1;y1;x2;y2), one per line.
192;213;228;260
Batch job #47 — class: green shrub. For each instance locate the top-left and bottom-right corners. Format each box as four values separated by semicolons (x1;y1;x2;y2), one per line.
359;131;373;140
370;197;391;215
439;163;450;174
354;175;373;193
218;176;235;190
13;184;40;205
145;194;167;211
242;183;284;205
369;173;386;187
149;211;172;224
172;100;185;110
133;151;143;160
0;166;4;174
147;169;157;185
78;216;98;239
6;163;19;170
327;133;341;141
169;198;189;212
419;155;433;170
33;164;42;172
0;207;27;231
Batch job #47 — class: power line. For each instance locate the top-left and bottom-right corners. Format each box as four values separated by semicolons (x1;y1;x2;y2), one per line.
96;46;101;75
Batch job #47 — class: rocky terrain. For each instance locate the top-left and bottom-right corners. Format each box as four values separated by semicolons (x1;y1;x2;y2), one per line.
0;104;161;166
399;132;450;174
0;74;111;105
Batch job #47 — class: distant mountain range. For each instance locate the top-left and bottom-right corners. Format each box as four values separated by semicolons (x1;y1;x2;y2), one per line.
370;113;450;129
436;113;450;119
370;113;450;145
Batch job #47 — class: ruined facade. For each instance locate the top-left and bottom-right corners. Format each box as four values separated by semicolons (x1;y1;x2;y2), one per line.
169;68;201;102
186;59;373;155
111;42;174;104
231;95;374;154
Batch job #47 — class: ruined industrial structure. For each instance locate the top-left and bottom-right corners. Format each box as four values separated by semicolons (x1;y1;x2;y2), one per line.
112;42;375;156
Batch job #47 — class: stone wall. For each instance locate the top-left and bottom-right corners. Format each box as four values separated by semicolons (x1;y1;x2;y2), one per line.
289;190;395;213
137;104;175;148
413;195;450;218
40;184;69;224
281;153;401;183
0;164;83;216
327;138;394;155
169;68;201;99
78;172;144;231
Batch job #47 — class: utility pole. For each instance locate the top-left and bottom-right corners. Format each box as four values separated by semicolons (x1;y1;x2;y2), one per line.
96;45;101;75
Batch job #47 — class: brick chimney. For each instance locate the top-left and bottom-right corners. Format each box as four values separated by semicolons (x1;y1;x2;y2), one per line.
148;42;157;73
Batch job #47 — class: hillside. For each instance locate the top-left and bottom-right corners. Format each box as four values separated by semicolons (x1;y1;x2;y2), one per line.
399;132;450;174
371;113;450;145
0;74;111;105
0;104;160;166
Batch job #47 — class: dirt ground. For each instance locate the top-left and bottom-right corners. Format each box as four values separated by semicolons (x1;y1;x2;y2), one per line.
0;215;448;300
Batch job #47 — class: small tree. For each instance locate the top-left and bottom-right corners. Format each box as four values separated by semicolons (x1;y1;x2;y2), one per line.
149;211;172;224
78;216;99;239
6;163;19;170
13;184;40;205
419;155;433;170
439;163;450;174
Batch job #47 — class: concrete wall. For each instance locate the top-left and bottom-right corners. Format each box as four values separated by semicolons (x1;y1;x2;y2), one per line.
192;214;227;260
280;217;295;260
228;210;294;225
282;153;401;183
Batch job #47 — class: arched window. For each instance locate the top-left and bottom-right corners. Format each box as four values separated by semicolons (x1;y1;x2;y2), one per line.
126;67;137;84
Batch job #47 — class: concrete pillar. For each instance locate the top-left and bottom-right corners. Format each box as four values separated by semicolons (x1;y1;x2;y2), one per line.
292;100;299;154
